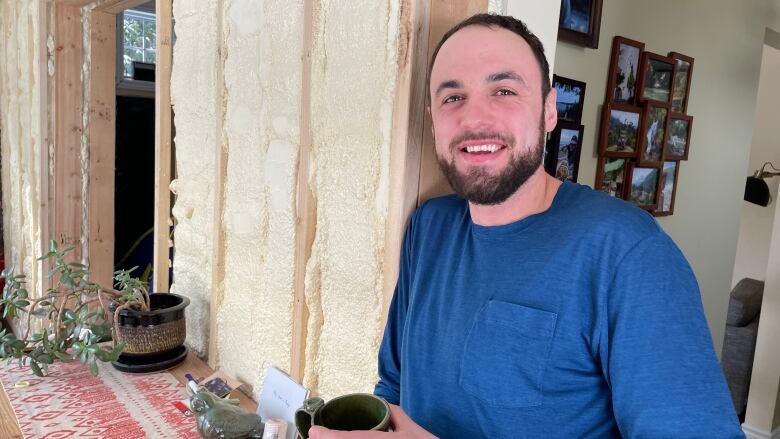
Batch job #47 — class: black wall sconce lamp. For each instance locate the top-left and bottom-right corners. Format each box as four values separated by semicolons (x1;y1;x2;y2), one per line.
745;162;780;206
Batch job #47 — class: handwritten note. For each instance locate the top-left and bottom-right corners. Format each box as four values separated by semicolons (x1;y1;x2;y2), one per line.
258;367;309;439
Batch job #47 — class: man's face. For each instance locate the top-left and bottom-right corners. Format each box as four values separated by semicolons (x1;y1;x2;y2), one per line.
429;25;557;205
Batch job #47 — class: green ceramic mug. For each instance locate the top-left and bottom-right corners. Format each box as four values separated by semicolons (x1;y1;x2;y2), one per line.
294;393;391;439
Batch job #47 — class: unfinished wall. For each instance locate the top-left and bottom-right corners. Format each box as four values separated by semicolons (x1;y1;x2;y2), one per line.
170;0;402;399
301;1;400;398
169;0;220;356
215;0;303;393
0;1;48;314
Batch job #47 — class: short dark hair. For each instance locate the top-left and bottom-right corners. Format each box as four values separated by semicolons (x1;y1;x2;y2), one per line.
427;13;551;102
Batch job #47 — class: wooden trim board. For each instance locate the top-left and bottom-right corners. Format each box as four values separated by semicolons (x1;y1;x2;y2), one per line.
290;0;317;383
382;0;431;315
86;9;116;288
152;0;173;293
53;4;84;259
208;0;228;369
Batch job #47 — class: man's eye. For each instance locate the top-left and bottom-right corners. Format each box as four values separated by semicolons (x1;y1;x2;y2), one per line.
496;89;515;96
443;95;463;104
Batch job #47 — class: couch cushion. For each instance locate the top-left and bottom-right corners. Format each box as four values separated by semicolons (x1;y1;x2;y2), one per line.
727;278;764;327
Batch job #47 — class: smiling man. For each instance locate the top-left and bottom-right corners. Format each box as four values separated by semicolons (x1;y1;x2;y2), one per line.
310;14;743;439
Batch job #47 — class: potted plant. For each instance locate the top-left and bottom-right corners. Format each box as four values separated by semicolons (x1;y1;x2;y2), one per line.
0;240;189;376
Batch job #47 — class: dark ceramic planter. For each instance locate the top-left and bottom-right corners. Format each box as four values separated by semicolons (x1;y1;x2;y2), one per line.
112;293;190;373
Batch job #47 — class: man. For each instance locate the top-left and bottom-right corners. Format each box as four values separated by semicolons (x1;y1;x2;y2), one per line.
311;13;743;438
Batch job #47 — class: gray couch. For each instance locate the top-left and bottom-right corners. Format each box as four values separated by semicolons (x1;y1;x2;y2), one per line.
721;278;764;420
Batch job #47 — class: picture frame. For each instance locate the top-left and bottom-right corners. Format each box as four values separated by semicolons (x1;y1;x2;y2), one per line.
594;157;629;199
598;102;642;158
553;75;587;124
637;102;670;167
637;52;674;104
653;161;680;216
605;36;644;105
626;163;660;211
669;52;694;113
545;121;584;182
558;0;603;49
664;113;693;160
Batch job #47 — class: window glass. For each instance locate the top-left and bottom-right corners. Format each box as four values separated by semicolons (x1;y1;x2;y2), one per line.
122;9;156;78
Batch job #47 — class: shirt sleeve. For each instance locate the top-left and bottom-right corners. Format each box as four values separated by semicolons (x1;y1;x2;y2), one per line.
601;232;745;438
373;215;416;405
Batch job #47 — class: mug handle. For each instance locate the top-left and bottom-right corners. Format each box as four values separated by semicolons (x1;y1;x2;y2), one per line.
295;397;325;439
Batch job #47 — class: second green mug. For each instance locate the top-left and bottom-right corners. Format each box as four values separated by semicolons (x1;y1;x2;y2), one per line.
294;393;390;439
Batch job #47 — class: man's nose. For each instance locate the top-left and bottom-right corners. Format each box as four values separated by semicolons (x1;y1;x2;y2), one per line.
459;96;492;131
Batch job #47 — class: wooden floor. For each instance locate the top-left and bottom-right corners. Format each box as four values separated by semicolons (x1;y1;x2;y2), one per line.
0;352;257;437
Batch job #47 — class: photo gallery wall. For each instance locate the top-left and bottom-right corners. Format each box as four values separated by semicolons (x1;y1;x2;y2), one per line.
544;75;586;183
594;36;694;216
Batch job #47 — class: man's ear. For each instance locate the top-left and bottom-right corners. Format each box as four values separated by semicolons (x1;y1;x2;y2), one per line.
427;106;434;136
543;88;558;133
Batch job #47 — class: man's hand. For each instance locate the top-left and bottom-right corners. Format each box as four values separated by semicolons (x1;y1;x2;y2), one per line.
308;404;437;439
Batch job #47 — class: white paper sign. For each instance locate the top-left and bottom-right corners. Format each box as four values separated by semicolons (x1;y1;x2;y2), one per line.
258;366;309;439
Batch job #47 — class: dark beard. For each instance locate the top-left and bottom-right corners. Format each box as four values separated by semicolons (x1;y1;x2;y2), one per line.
436;120;546;206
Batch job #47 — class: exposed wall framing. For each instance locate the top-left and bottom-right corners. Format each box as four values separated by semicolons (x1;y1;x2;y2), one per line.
153;0;173;293
290;0;317;382
51;0;174;289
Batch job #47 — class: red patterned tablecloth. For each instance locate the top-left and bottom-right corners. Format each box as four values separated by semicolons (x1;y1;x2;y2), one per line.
0;359;200;438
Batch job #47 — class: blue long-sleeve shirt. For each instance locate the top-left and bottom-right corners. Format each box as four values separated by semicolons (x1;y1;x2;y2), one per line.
374;182;743;438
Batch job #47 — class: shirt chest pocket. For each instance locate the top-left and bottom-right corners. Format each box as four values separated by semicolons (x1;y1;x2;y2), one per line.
459;300;557;408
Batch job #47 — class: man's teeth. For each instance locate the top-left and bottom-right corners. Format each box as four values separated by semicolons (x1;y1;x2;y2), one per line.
464;144;502;153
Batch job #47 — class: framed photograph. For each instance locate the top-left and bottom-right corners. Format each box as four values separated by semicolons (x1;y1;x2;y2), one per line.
664;113;693;160
545;122;584;182
637;103;669;167
558;0;603;49
626;163;660;210
594;157;629;199
669;52;694;113
605;36;644;105
637;52;674;104
653;161;680;216
553;75;587;123
598;102;642;158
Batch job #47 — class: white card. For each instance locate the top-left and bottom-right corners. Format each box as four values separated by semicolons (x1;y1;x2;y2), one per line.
258;366;309;439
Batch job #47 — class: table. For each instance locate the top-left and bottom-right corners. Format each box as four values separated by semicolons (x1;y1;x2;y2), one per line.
0;352;257;438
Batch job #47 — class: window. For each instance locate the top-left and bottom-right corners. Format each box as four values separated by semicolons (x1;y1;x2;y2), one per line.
122;9;156;78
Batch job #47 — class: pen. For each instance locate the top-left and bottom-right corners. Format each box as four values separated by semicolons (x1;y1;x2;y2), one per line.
184;373;199;393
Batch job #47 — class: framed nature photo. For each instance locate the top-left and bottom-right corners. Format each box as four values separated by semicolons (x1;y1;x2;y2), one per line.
558;0;603;49
669;52;694;113
606;36;644;104
545;122;584;182
595;157;629;199
638;52;674;103
553;75;587;123
637;103;669;166
599;102;641;158
654;161;680;216
626;164;660;210
664;113;693;160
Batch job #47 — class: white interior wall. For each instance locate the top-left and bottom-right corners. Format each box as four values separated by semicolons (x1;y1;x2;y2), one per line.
553;0;776;355
745;165;780;432
732;44;780;287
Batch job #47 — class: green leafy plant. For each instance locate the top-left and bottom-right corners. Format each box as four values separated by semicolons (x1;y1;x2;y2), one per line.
0;241;151;377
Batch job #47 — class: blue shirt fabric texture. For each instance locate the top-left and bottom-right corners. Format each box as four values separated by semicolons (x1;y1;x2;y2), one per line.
374;182;744;438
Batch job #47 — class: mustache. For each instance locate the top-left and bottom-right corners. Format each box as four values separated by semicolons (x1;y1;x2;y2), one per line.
449;131;516;151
